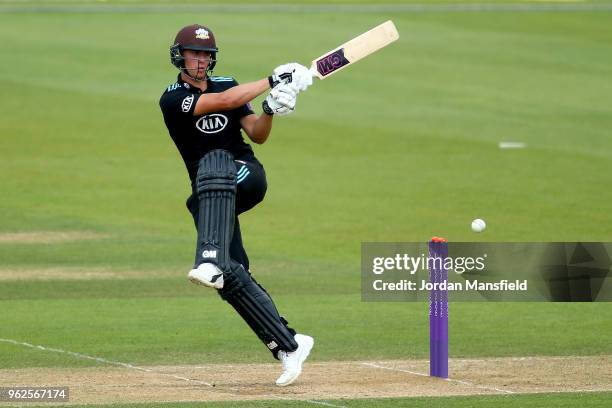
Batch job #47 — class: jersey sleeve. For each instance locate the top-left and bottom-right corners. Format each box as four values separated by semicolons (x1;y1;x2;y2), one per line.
159;86;200;117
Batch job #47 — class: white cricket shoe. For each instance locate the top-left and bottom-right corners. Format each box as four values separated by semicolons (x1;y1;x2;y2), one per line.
275;334;314;386
188;263;224;289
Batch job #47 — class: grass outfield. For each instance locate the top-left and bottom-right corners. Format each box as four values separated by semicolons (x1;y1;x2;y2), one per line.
3;0;611;5
1;2;611;407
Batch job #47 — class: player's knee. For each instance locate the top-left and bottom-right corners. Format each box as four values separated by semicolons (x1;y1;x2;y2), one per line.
195;149;237;197
245;173;267;206
236;162;267;213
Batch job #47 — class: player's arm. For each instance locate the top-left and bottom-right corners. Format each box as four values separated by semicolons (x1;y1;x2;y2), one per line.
241;82;301;144
240;113;273;145
193;79;269;116
193;63;313;116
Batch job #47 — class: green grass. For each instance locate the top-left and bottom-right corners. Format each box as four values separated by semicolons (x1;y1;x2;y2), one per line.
1;3;611;407
2;294;610;367
3;0;610;5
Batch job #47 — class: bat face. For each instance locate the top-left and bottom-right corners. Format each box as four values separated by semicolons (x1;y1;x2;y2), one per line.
315;49;351;78
310;20;399;80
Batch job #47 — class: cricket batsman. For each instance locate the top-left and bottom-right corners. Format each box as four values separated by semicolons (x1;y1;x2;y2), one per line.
159;24;314;386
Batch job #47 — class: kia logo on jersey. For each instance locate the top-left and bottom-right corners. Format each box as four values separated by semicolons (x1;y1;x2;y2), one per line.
196;114;228;134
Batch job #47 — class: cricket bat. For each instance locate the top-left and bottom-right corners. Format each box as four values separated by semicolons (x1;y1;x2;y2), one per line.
309;20;400;80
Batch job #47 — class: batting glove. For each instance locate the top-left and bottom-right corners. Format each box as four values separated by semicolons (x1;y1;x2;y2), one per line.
269;62;313;92
262;82;298;116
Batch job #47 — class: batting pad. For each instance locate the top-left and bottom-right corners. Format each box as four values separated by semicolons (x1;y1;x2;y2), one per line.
219;262;298;356
195;149;237;271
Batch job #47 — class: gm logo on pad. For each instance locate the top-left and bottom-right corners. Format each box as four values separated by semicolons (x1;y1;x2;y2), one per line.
196;114;228;134
202;250;217;259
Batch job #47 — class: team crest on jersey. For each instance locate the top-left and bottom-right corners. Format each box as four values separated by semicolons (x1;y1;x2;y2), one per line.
196;114;228;134
195;28;209;39
181;95;194;112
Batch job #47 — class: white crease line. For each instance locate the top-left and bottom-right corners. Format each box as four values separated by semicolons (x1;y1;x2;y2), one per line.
453;355;612;362
0;338;213;386
448;377;515;394
362;362;429;377
361;361;515;394
0;338;344;408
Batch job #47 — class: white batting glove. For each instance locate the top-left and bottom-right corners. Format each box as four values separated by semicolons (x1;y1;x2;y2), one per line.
288;64;313;92
269;62;313;92
262;82;298;116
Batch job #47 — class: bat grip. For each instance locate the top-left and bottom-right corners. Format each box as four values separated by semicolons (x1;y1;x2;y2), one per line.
308;65;319;79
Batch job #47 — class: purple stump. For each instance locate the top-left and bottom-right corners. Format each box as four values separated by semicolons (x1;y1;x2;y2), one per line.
429;240;449;378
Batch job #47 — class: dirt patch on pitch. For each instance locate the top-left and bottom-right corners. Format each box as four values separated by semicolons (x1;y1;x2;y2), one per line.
0;267;121;281
0;231;108;244
0;267;177;281
0;356;610;405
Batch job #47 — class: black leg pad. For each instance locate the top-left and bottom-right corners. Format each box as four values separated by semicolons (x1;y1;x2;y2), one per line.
219;262;298;356
194;149;236;270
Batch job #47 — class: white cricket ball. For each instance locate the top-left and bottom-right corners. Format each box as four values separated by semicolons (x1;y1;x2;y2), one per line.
471;218;486;233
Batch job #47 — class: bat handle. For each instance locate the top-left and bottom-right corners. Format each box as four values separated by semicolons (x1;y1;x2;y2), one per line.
309;65;320;79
